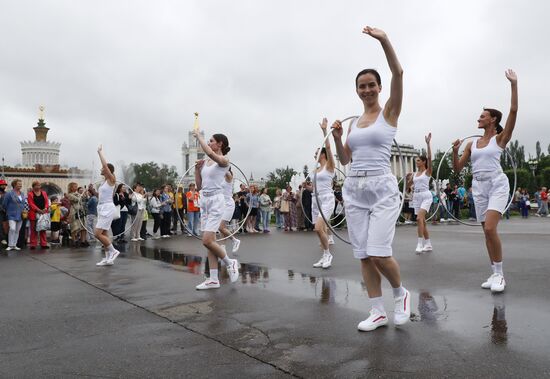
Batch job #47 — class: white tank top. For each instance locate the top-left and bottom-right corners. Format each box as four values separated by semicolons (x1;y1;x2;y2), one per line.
222;179;233;199
412;171;430;192
98;181;115;205
314;166;335;195
471;136;503;175
347;112;396;171
200;160;229;192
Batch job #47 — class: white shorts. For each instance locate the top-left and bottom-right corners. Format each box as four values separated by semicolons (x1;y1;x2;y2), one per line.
472;172;509;223
96;203;115;230
200;193;225;233
412;191;433;214
221;197;235;222
342;173;400;259
312;192;335;223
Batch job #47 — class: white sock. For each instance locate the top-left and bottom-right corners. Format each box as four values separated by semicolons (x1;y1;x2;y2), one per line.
106;244;116;252
494;262;503;275
209;269;219;281
392;285;405;298
491;264;496;274
417;238;423;246
370;296;385;314
222;254;231;266
424;238;431;246
323;249;330;256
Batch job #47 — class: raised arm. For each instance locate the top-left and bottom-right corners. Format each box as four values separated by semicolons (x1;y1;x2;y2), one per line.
425;133;432;176
192;129;229;167
319;118;335;170
497;69;518;148
363;26;403;126
452;140;472;173
97;145;116;184
331;120;352;165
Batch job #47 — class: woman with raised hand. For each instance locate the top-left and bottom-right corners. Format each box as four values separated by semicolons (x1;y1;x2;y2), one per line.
192;128;240;290
94;145;120;266
452;69;518;293
312;117;336;269
411;133;433;253
332;26;410;331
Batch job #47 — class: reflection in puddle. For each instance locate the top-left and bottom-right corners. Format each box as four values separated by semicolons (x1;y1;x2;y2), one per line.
417;291;448;322
138;246;204;275
491;296;508;345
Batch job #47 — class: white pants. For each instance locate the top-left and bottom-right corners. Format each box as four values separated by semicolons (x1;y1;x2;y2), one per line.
412;190;433;214
312;192;335;223
221;197;235;222
342;173;400;259
200;193;225;233
8;220;22;247
472;172;509;223
96;203;115;230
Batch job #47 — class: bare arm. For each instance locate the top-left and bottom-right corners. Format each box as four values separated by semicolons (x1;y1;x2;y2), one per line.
425;133;432;176
363;26;403;126
331;120;352;165
319;118;336;170
193;129;229;167
194;160;204;191
97;145;116;184
452;140;472;172
497;69;518;148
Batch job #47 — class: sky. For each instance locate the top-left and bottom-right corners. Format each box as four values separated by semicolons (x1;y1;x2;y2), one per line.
1;0;549;180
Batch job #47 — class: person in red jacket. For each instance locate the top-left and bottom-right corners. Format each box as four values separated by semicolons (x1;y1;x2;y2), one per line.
27;181;50;249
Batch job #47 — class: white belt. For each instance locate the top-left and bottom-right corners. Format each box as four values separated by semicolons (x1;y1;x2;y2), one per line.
473;171;504;181
347;169;390;177
201;189;223;197
414;189;430;193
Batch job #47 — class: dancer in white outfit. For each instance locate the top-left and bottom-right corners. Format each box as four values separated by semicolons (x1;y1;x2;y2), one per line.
452;69;518;293
192;128;240;290
219;168;241;253
410;133;433;253
312;118;336;269
332;26;410;331
94;145;121;266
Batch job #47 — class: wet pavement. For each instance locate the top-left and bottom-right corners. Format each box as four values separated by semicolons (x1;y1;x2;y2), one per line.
1;218;550;378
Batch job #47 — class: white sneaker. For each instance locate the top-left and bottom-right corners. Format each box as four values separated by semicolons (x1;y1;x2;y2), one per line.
415;243;424;254
161;235;169;238
14;247;21;251
196;280;221;290
96;258;110;266
422;244;433;252
322;253;333;269
481;273;498;289
130;238;139;242
490;274;506;293
107;250;120;264
357;308;389;331
394;289;411;325
153;235;161;240
227;259;240;283
313;255;326;268
328;236;335;245
138;238;145;241
232;238;241;253
5;247;13;251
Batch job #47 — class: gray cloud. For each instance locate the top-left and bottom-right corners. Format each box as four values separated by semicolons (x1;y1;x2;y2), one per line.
1;0;549;180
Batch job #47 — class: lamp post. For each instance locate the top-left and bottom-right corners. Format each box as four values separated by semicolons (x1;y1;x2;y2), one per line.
528;159;538;189
1;156;5;179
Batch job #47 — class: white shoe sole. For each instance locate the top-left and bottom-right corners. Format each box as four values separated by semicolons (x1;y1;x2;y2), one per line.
358;317;388;332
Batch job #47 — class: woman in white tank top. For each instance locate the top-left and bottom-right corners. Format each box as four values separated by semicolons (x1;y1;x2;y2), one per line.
410;133;433;253
94;145;121;267
331;26;410;332
452;69;518;294
192;127;240;290
312;118;336;269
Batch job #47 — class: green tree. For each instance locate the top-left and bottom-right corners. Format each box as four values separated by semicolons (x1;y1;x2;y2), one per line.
536;141;542;160
501;140;526;170
505;168;530;192
131;162;179;190
266;166;297;189
541;167;550;187
432;150;452;181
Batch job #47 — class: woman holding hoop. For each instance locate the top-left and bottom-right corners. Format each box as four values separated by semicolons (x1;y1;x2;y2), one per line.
95;146;120;266
452;70;518;293
312;118;336;269
193;129;239;290
332;26;410;331
411;133;433;253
